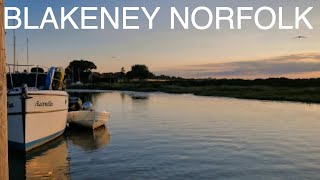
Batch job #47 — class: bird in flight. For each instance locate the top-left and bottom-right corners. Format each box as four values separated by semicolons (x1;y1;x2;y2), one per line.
111;56;120;60
292;36;307;39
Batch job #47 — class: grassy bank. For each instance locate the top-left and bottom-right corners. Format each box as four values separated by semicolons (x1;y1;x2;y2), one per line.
68;79;320;103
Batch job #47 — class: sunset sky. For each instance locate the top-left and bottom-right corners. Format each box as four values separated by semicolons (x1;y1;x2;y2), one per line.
4;0;320;79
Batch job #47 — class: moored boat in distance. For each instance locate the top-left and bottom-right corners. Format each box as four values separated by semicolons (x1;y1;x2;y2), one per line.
7;65;69;151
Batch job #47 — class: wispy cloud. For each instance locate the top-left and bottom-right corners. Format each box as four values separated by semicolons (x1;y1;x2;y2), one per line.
157;53;320;79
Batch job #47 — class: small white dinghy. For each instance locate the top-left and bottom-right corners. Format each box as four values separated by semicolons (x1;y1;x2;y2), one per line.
67;111;110;129
67;99;111;129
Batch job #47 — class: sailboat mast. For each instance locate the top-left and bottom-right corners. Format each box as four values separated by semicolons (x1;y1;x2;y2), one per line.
13;29;16;72
27;38;29;72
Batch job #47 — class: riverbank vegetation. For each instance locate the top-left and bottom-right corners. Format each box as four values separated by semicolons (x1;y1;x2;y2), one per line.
65;60;320;103
68;78;320;104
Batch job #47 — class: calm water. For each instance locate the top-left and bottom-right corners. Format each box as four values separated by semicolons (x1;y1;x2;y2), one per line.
9;91;320;179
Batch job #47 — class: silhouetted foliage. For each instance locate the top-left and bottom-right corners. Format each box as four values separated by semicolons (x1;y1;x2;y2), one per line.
126;64;154;80
154;74;183;80
69;77;320;103
67;60;97;73
66;60;97;83
121;67;125;74
118;67;126;79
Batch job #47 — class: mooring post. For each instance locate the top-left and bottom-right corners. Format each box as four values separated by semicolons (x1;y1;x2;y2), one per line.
0;0;9;179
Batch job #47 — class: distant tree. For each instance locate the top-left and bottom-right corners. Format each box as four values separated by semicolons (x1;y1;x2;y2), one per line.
67;60;97;73
31;67;44;73
121;67;125;74
126;64;154;80
66;60;97;83
117;67;126;80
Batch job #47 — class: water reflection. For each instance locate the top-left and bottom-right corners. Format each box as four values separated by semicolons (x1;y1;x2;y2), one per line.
9;126;111;179
66;126;111;151
9;136;70;180
10;91;320;179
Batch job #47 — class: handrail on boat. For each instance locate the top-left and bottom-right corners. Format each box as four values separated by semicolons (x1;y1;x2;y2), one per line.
6;63;35;67
6;64;46;90
6;63;50;70
6;64;66;91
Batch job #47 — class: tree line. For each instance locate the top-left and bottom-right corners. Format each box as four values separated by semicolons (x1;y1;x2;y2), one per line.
29;59;320;87
65;60;180;84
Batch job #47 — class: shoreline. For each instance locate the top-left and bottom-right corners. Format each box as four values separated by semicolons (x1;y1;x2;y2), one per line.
67;81;320;104
67;89;320;106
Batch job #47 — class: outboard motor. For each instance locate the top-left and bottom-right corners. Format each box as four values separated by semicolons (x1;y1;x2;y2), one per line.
68;97;83;111
83;101;93;111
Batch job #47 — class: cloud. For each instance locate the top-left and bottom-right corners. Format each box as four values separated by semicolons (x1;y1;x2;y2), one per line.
157;53;320;79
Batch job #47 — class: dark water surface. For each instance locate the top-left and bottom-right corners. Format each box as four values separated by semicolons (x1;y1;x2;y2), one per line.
9;91;320;179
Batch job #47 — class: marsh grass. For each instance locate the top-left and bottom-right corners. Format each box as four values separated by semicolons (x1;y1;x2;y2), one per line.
68;79;320;103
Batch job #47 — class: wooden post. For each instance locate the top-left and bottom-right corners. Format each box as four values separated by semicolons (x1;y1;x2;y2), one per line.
0;0;9;179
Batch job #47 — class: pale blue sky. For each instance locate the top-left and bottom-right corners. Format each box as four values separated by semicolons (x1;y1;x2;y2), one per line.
4;0;320;78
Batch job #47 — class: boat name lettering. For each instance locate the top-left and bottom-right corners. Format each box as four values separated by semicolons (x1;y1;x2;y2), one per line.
35;101;53;107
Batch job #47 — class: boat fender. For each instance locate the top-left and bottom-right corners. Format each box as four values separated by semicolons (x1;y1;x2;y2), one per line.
21;84;28;98
52;67;65;90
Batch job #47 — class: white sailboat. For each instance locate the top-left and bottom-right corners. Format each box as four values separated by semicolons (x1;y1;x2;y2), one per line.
7;66;69;151
7;35;69;151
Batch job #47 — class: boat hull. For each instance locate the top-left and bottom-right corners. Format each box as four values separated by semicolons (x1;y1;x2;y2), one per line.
8;90;69;151
67;111;110;129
